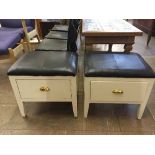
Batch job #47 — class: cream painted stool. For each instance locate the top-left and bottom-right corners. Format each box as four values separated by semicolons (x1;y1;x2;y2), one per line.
84;52;155;119
8;51;78;117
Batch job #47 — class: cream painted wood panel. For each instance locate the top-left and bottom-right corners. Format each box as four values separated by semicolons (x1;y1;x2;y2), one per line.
16;79;71;100
84;77;155;119
90;81;148;102
9;76;77;117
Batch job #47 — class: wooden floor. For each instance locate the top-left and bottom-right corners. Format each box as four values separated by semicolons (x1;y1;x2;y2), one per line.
1;30;155;135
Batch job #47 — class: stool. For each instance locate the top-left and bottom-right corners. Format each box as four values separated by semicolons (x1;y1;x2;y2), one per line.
84;52;155;119
8;51;78;117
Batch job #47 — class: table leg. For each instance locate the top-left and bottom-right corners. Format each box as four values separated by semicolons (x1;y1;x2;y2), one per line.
146;20;155;46
124;43;133;52
85;44;94;51
108;44;113;52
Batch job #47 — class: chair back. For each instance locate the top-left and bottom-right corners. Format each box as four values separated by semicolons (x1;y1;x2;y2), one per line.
72;19;81;30
21;19;40;51
67;19;80;52
21;19;40;42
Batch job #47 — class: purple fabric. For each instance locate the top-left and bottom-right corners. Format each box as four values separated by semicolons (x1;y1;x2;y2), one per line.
0;19;34;55
0;29;21;55
0;19;35;28
0;26;33;38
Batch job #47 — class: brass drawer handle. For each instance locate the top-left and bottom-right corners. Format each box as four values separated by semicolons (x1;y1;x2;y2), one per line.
40;86;50;92
112;89;123;94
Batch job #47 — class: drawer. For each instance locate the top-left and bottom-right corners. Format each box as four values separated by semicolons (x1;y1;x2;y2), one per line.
90;81;148;102
16;79;71;100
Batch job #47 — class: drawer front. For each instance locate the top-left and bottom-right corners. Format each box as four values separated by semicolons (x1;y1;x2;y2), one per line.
16;79;71;100
90;81;148;102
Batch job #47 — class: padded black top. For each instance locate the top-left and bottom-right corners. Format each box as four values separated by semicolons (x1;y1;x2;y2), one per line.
85;52;155;78
8;51;78;76
45;31;68;40
36;38;67;51
52;25;68;32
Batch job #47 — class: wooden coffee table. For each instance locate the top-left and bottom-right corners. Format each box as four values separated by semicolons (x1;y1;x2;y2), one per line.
82;19;143;52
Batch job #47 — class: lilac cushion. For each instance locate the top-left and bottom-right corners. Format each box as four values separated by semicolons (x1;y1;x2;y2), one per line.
0;26;33;38
0;19;35;28
0;30;21;55
0;19;35;55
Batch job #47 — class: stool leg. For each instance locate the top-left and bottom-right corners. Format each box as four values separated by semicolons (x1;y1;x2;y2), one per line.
84;101;89;118
147;34;152;46
9;77;26;117
71;77;77;117
84;79;90;118
72;101;77;117
17;100;26;117
137;81;154;119
137;103;147;119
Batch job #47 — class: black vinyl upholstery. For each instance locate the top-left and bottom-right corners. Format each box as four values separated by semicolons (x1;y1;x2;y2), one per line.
72;19;81;30
36;20;79;52
36;38;67;51
8;51;78;76
52;25;68;32
45;31;68;40
67;20;79;52
85;52;155;78
51;19;81;32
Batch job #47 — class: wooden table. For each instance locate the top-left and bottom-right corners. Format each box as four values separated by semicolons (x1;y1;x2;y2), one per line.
82;19;143;52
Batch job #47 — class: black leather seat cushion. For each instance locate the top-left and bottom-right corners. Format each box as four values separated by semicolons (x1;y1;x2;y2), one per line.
36;38;67;51
45;31;68;40
85;52;155;78
52;25;68;32
8;51;78;76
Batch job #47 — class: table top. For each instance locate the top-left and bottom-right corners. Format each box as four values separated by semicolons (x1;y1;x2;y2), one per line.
82;19;143;36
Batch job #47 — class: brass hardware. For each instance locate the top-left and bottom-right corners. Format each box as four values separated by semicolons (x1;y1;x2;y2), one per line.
40;86;50;92
45;87;50;91
112;89;123;94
